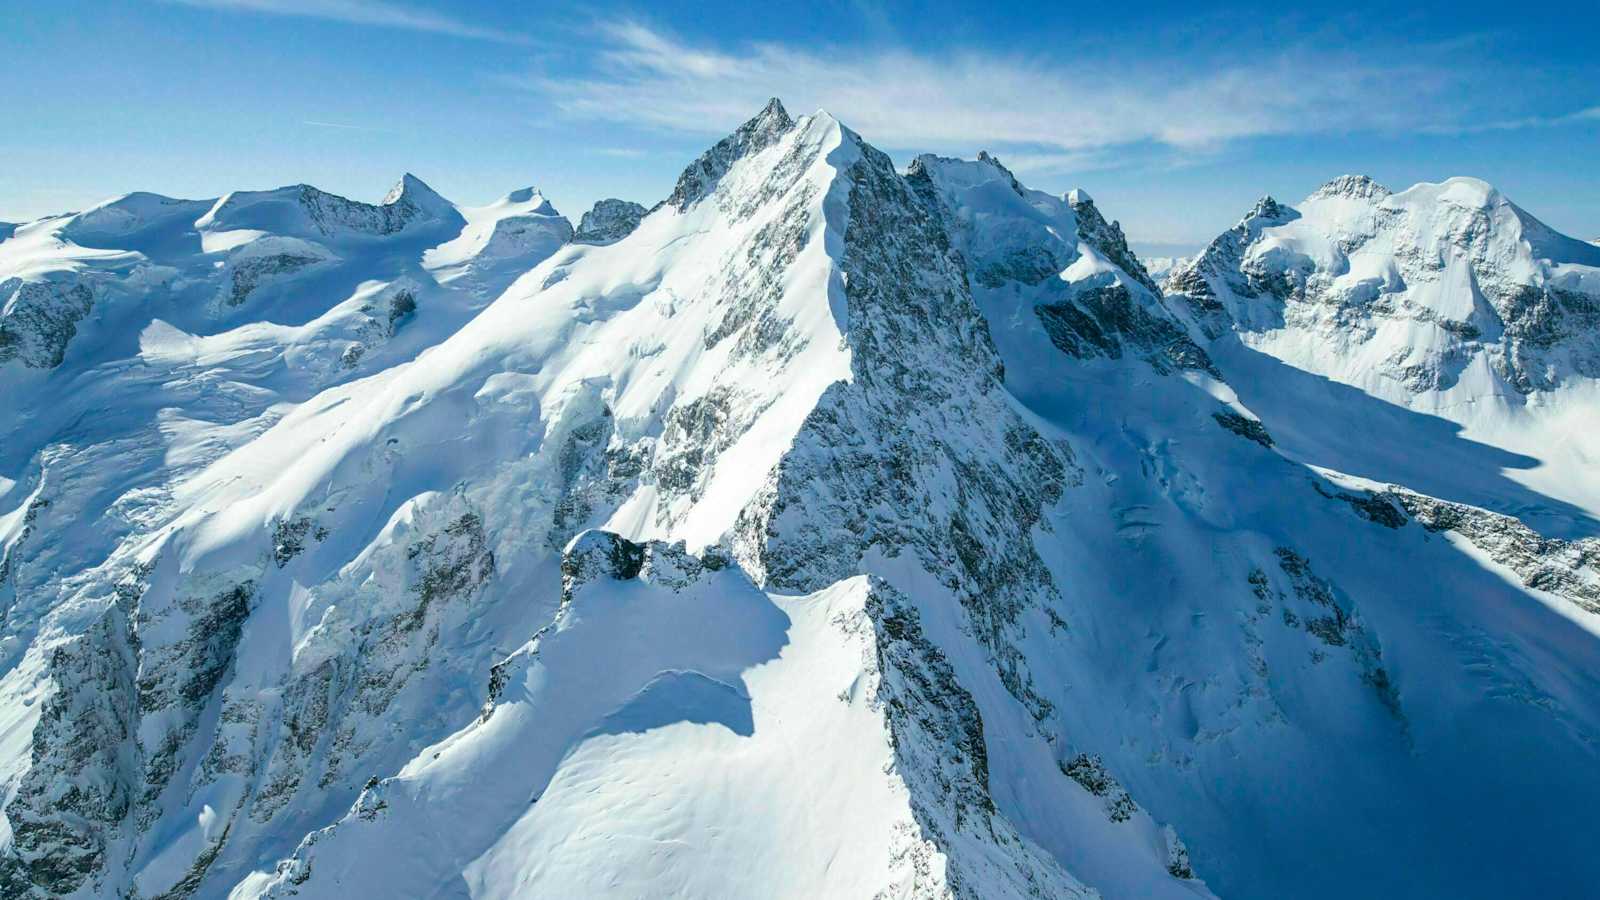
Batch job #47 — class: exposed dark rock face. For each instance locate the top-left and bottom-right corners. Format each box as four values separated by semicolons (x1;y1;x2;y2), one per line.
1163;826;1195;880
0;278;95;368
1313;483;1406;528
1035;283;1221;377
1213;410;1274;448
1067;190;1162;296
859;579;1090;899
667;98;795;212
1061;753;1138;823
573;199;647;244
222;250;327;307
247;505;496;826
1390;489;1600;615
560;530;647;598
0;607;138;898
1265;548;1401;718
734;133;1078;722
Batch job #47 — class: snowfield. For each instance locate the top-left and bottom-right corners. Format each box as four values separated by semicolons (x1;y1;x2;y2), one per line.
3;100;1600;900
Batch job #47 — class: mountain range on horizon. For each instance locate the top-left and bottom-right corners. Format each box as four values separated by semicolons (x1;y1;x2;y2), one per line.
3;98;1600;900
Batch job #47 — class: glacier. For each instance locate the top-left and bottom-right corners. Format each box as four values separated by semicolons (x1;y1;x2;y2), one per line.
2;99;1599;899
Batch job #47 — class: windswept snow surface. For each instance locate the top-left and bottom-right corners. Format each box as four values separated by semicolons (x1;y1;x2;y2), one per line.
4;102;1600;900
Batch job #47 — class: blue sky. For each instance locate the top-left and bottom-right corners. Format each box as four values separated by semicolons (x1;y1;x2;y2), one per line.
2;0;1596;251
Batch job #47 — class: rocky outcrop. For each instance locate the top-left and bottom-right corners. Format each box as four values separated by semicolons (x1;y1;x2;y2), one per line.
1067;189;1162;295
216;237;331;307
861;580;1092;899
1389;489;1600;615
0;606;139;898
1034;282;1220;376
1213;410;1274;448
0;278;95;368
573;199;646;244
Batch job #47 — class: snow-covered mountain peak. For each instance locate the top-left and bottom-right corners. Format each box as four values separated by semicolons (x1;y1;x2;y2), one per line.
1164;171;1600;525
197;178;463;241
1243;194;1297;227
750;95;793;132
63;191;212;241
1402;174;1502;211
1171;175;1600;391
380;172;454;216
491;186;557;214
1309;174;1392;201
665;98;801;211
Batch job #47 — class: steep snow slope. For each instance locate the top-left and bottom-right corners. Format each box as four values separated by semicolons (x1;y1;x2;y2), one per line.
4;101;1600;900
423;187;573;290
1165;176;1600;535
911;155;1600;900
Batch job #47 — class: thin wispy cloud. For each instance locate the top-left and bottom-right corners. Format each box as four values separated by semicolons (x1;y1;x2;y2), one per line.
302;119;386;132
1423;105;1600;135
167;0;529;44
511;22;1592;163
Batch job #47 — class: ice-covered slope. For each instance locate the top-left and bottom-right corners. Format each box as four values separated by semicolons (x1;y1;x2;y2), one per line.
1166;176;1600;535
4;101;1600;900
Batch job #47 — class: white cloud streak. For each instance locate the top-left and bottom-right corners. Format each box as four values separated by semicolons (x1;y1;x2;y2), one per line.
167;0;529;44
302;119;385;131
516;22;1592;163
1422;105;1600;135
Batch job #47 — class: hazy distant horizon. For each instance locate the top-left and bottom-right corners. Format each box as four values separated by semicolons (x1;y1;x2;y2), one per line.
4;1;1597;245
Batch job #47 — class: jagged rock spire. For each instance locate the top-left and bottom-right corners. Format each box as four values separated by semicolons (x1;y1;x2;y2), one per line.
1237;195;1298;230
666;98;798;211
1067;187;1161;295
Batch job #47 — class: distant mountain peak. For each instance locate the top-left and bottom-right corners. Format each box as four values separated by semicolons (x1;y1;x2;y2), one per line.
1244;195;1295;223
383;173;455;218
1310;174;1392;201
